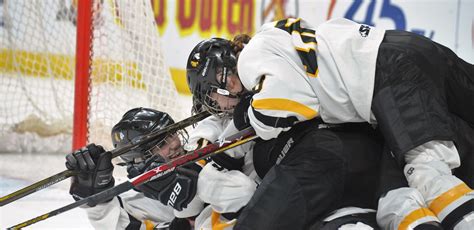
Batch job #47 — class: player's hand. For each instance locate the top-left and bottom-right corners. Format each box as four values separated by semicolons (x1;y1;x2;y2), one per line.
65;143;114;204
169;217;193;230
233;92;254;131
206;152;244;172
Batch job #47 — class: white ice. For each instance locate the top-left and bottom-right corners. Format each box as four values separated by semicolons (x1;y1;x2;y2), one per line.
0;153;97;229
0;152;139;229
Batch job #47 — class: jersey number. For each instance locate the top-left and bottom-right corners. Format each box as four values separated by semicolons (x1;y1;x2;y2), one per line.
274;18;318;77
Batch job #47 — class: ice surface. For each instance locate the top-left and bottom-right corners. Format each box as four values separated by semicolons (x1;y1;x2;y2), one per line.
0;152;133;229
0;177;94;229
0;153;97;229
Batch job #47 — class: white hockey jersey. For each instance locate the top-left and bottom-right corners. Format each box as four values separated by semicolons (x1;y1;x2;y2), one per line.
237;18;385;140
83;190;174;229
185;116;259;230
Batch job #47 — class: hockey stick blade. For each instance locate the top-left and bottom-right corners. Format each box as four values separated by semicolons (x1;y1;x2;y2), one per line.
8;127;257;229
0;111;210;207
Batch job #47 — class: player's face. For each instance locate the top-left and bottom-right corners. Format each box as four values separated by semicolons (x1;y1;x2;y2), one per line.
209;71;242;111
152;133;183;162
218;71;243;95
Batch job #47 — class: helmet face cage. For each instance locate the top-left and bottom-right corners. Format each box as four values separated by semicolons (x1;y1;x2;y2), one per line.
187;38;238;116
201;84;239;117
147;129;189;160
119;148;154;165
191;95;204;116
122;129;189;164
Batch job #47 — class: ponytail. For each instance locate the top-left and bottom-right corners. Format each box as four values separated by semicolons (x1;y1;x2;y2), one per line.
230;34;251;59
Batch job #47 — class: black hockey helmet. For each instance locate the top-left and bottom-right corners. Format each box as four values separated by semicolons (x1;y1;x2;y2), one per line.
186;38;238;115
111;107;174;163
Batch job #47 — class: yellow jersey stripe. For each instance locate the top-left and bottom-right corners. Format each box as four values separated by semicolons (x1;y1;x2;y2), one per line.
306;68;319;78
252;98;318;120
196;159;207;167
285;18;301;27
211;211;236;230
429;183;473;215
295;45;317;52
398;208;436;230
144;219;155;230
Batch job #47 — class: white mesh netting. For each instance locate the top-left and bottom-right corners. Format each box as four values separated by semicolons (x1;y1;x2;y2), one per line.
0;0;185;153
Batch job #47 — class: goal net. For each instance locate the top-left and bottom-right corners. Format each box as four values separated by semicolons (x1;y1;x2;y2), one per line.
0;0;184;153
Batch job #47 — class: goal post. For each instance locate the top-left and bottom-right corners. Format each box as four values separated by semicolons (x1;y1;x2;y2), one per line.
0;0;185;153
73;0;94;150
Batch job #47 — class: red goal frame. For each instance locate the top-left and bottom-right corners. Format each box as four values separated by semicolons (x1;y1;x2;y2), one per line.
73;0;93;150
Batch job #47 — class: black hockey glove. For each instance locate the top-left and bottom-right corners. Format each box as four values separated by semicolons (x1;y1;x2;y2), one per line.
207;152;245;172
233;92;254;131
169;218;192;230
65;143;114;204
136;163;200;211
125;155;164;179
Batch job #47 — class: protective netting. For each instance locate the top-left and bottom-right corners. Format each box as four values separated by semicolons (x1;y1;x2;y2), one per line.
0;0;184;153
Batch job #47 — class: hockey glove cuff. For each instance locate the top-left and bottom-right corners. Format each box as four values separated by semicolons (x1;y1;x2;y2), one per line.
207;152;244;172
233;92;253;131
138;165;199;211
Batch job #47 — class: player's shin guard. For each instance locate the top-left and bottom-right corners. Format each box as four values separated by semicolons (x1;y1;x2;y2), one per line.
404;142;474;230
427;184;474;230
377;187;442;230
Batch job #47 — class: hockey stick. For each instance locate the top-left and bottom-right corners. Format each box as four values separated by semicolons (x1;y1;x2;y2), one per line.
8;126;257;230
0;111;211;207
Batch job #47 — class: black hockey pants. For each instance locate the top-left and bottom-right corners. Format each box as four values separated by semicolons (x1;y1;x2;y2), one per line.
234;120;383;230
372;30;474;163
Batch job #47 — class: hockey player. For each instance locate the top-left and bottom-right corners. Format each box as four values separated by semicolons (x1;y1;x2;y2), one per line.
66;107;260;230
186;37;392;229
65;108;193;229
188;95;385;230
186;17;474;229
